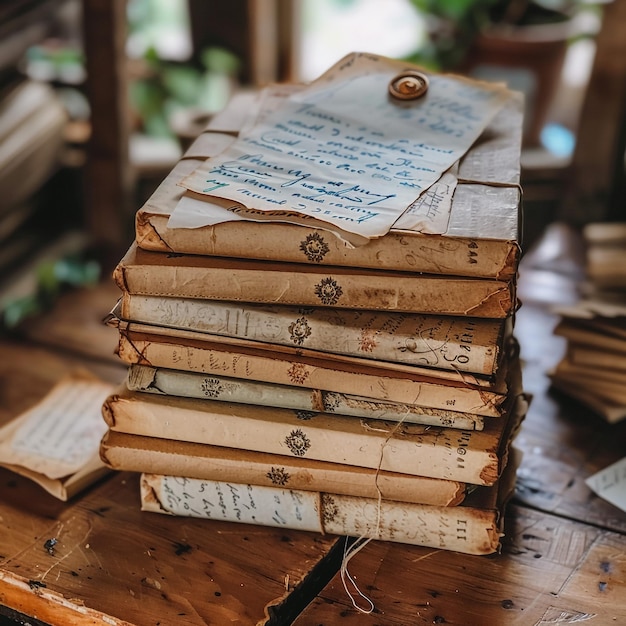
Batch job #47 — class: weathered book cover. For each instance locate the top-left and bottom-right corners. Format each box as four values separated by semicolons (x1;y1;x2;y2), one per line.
113;243;516;318
101;387;528;485
549;377;626;423
113;322;514;416
134;92;522;280
119;293;507;376
111;310;507;389
554;319;626;354
127;364;487;430
138;450;522;555
100;430;467;506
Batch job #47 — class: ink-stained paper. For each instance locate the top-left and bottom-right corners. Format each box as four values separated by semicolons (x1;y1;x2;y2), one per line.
176;52;512;239
0;374;112;479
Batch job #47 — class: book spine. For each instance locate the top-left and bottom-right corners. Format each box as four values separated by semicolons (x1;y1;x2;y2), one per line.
128;364;485;430
140;474;501;555
100;431;466;506
117;332;506;417
136;215;519;281
102;390;507;484
114;261;515;318
121;295;502;376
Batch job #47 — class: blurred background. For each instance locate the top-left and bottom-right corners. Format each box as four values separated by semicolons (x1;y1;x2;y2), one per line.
1;0;624;325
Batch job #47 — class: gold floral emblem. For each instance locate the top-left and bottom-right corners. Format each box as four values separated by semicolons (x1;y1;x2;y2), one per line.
300;232;330;262
295;410;316;420
322;392;341;412
321;494;339;523
288;317;312;346
284;428;311;457
314;277;343;306
287;363;310;385
358;329;378;353
201;377;223;398
266;467;290;486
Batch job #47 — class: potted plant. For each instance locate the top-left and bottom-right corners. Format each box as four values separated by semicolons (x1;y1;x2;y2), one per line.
405;0;592;145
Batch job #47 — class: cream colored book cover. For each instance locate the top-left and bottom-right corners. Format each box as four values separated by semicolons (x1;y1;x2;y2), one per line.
138;449;521;555
134;87;522;280
119;293;506;376
102;387;528;485
127;364;486;430
114;325;512;416
114;243;516;318
100;430;467;507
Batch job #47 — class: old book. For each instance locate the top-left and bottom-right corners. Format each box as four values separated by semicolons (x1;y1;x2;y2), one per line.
113;243;516;318
554;319;626;354
553;357;626;387
566;344;626;373
138;449;521;555
127;364;487;430
102;387;528;485
550;377;626;423
100;430;467;506
134;92;522;280
550;366;626;406
113;322;514;416
118;293;507;376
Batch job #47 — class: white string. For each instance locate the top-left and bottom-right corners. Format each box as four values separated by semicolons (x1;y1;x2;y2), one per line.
339;408;411;614
340;536;375;613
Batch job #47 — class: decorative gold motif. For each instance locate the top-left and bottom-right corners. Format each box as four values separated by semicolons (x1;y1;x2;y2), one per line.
266;467;290;486
201;377;223;398
314;277;343;306
358;328;378;353
287;363;310;385
321;494;339;524
300;233;330;262
295;410;316;421
288;317;312;346
284;429;311;457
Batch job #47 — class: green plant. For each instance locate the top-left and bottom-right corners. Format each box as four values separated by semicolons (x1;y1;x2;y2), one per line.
405;0;588;70
129;46;240;138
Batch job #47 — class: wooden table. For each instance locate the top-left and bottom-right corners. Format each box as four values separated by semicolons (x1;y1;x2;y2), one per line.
1;225;625;625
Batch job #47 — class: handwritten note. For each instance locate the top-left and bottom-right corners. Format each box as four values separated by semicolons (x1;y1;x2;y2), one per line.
143;475;324;531
1;376;113;478
179;52;511;239
586;457;626;513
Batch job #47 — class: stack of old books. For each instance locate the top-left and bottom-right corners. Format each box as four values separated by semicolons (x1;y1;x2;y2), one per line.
101;54;528;555
550;223;626;423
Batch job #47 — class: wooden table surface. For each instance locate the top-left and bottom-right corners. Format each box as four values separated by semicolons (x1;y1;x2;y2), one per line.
1;225;625;625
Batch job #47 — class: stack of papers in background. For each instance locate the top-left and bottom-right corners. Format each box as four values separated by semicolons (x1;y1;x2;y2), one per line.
101;53;528;555
550;223;626;423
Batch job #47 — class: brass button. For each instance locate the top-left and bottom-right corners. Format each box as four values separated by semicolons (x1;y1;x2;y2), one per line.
388;70;429;101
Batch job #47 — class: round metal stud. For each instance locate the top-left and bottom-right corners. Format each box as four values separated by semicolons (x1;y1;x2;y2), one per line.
388;70;429;101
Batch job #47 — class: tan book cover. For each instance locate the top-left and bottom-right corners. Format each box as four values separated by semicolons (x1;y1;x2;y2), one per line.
110;312;507;389
127;364;487;430
100;430;467;506
554;320;626;354
102;387;528;486
566;343;626;372
114;243;516;318
119;293;507;376
138;450;522;555
549;377;626;423
134;93;522;281
113;323;514;416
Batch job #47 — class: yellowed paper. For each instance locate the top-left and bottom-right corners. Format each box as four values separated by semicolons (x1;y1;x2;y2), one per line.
177;52;512;239
0;373;114;498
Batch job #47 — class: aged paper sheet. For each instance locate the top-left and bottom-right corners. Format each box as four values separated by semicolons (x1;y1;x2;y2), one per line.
177;52;511;239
